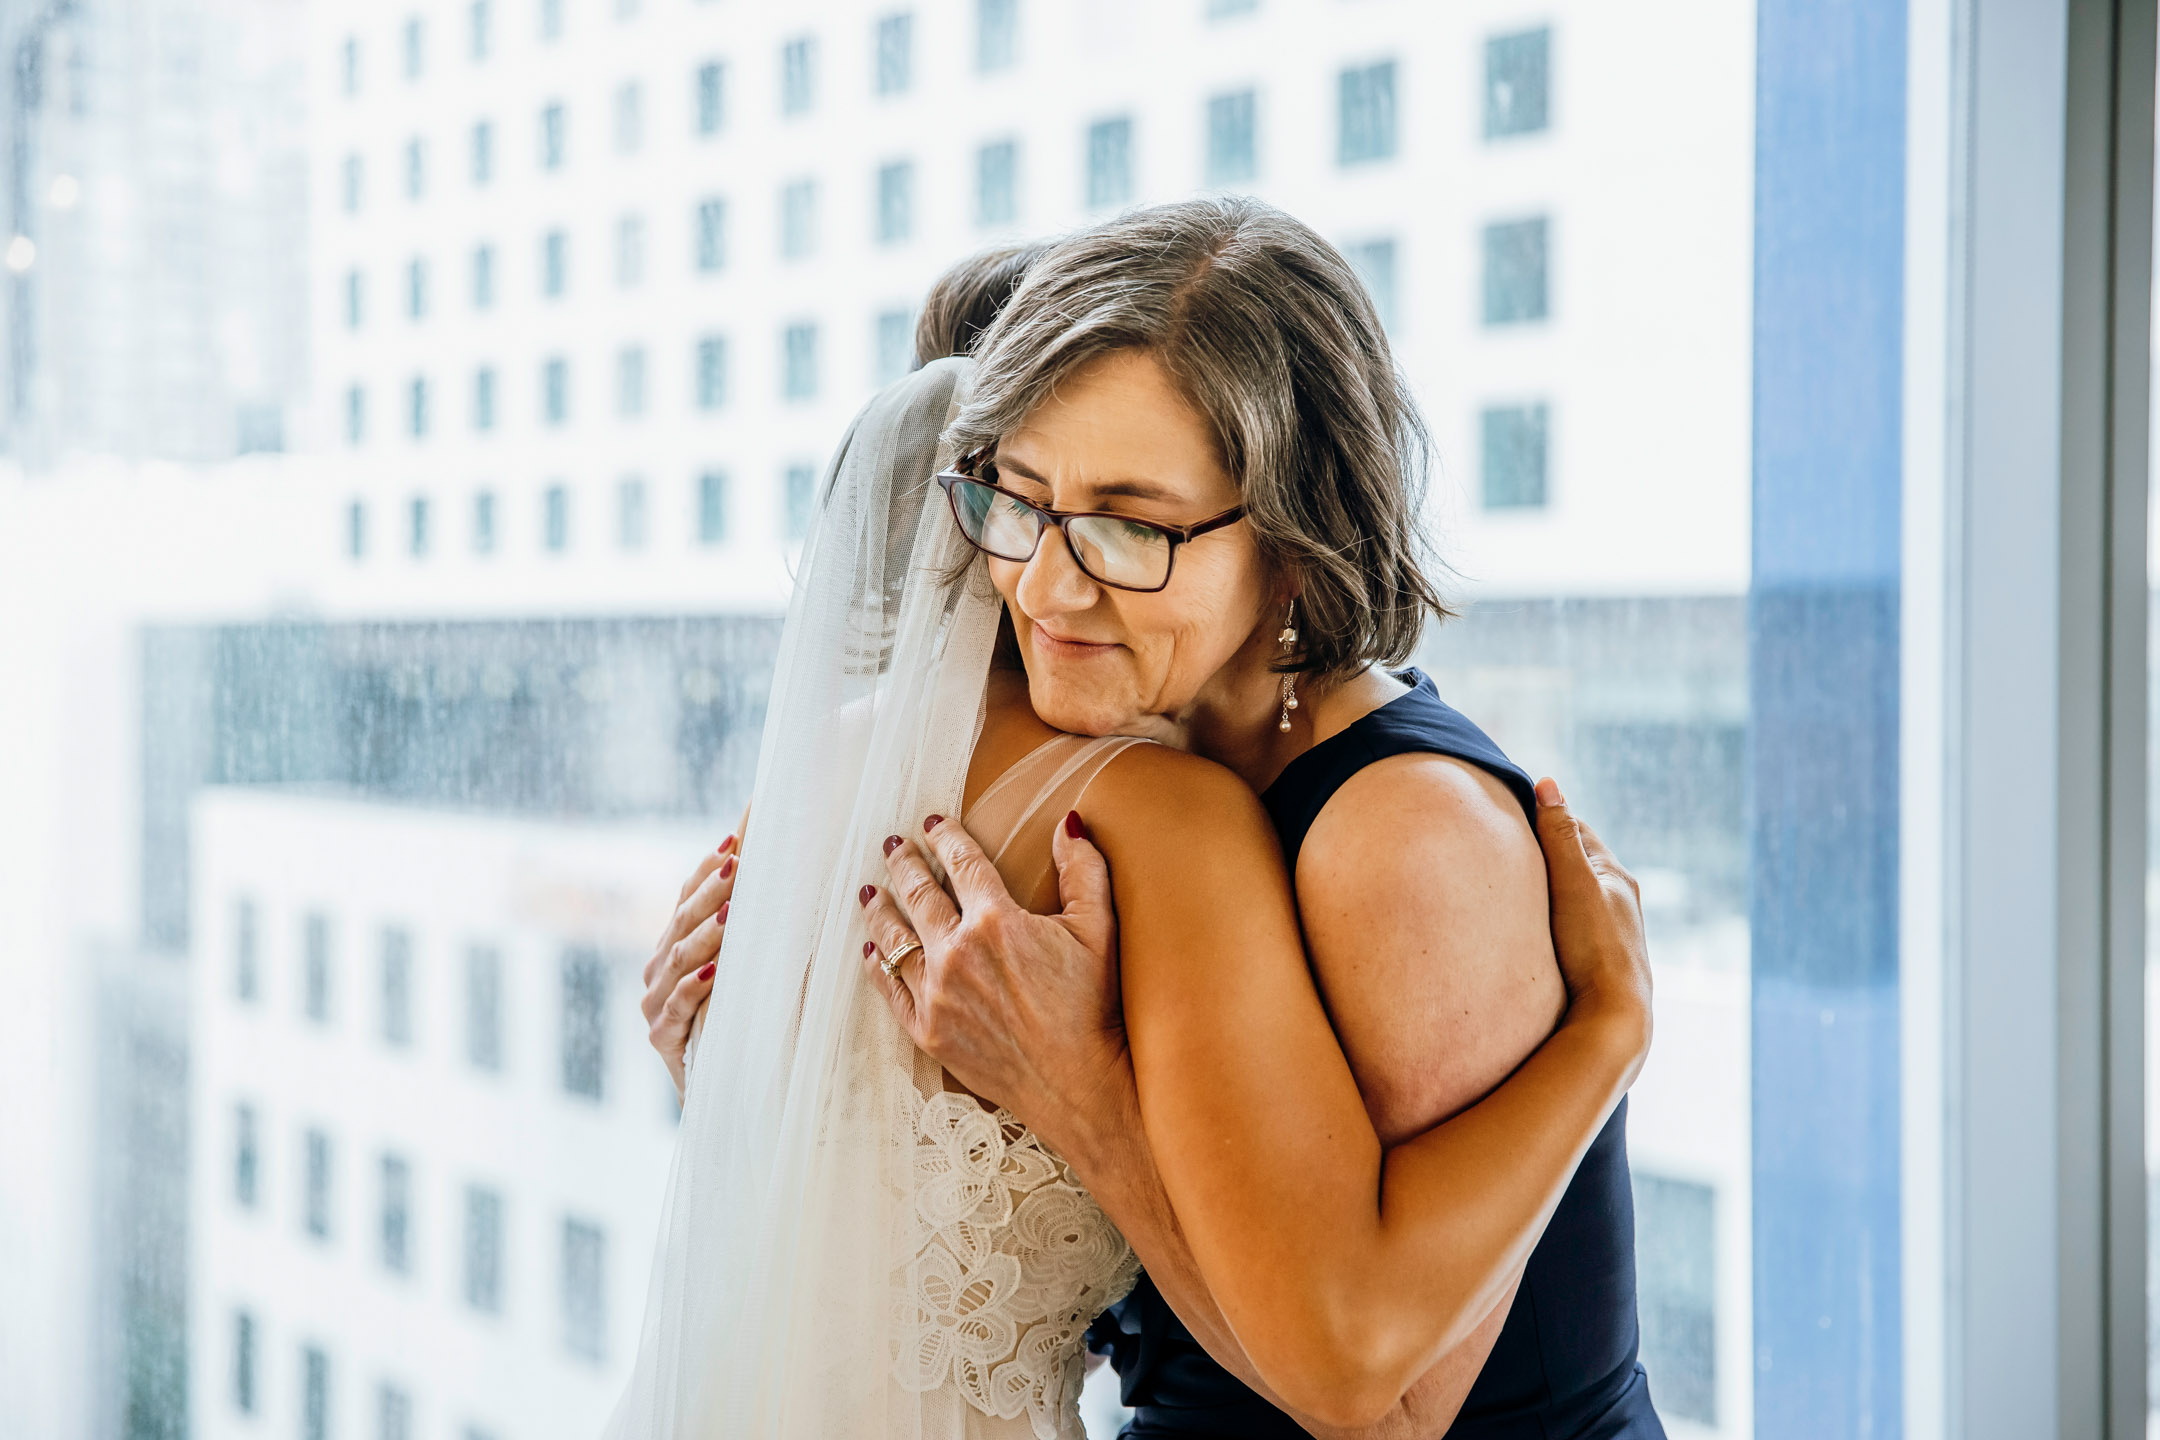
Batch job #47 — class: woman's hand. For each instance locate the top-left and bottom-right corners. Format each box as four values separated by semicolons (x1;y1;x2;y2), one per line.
1531;778;1653;1063
643;833;739;1098
857;813;1130;1157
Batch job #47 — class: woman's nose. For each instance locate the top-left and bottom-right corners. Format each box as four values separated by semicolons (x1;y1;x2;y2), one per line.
1015;525;1101;617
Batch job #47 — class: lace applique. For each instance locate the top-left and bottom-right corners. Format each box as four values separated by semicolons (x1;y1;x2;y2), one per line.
894;1087;1142;1439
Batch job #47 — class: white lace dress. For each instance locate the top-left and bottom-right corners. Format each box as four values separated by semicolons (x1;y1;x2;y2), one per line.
890;734;1149;1440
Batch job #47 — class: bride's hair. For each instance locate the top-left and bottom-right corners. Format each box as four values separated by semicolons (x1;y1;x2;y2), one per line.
947;195;1451;680
913;239;1054;366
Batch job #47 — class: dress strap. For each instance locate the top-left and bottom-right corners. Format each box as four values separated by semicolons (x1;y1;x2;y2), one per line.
967;733;1151;870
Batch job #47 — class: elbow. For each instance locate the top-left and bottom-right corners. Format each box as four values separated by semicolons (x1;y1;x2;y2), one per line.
1252;1299;1423;1430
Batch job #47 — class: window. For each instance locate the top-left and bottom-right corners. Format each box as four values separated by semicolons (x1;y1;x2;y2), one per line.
405;137;425;200
613;81;643;154
346;499;366;559
539;102;566;169
875;309;913;384
695;198;726;272
539;0;563;42
1482;216;1549;324
1086;118;1132;209
1479;402;1549;509
542;357;568;425
976;0;1018;71
618;476;648;549
344;270;364;331
1338;60;1398;165
303;1128;332;1239
976;139;1017;226
469;0;491;61
465;1185;504;1312
341;35;359;95
380;1153;412;1274
562;1217;606;1361
471;120;494;185
542;230;567;297
780;180;817;260
697;471;729;544
1635;1174;1715;1425
695;335;727;411
782;323;818;401
694;61;725;136
378;1383;413;1440
409;495;430;558
301;1347;329;1440
472;244;496;309
466;945;502;1069
380;927;413;1044
406;257;427;320
403;16;424;79
408;377;429;440
561;948;607;1099
876;13;911;95
471;491;497;555
342;154;363;213
543;484;569;551
876;161;912;245
616;214;645;287
233;1103;259;1208
1484;26;1551;139
302;912;332;1022
784;464;815;542
473;367;496;431
232;1310;256;1413
345;386;366;447
1206;0;1257;15
617;346;647;419
1344;237;1397;332
780;36;814;116
233;896;259;1001
1206;89;1257;186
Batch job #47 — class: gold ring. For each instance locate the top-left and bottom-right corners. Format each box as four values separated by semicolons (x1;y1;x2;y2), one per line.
882;938;924;979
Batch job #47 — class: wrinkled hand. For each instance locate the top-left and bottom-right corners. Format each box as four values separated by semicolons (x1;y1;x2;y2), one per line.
643;833;739;1099
1531;779;1653;1049
857;811;1130;1154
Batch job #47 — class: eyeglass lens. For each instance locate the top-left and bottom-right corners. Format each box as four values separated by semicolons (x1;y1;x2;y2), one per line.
950;479;1174;590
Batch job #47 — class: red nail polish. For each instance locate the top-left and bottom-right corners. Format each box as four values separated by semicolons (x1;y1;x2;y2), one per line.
719;855;736;879
1063;810;1086;840
697;961;716;981
718;834;736;855
717;900;729;924
859;884;876;906
883;834;903;855
864;941;876;958
924;814;945;833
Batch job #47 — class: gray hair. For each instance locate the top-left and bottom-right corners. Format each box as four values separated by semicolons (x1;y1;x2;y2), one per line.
946;195;1450;679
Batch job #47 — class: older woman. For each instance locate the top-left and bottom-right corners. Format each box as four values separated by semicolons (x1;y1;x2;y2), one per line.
644;199;1661;1440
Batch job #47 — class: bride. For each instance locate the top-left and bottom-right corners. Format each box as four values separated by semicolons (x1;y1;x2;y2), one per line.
610;226;1653;1439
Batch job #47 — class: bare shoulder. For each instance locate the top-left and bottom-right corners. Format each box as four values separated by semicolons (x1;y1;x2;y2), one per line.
1082;741;1279;856
1301;752;1543;898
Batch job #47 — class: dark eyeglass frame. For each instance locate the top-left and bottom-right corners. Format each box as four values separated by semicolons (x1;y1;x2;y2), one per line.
933;462;1247;595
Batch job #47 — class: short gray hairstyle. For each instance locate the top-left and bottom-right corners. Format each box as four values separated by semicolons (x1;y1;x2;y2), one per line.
946;195;1450;679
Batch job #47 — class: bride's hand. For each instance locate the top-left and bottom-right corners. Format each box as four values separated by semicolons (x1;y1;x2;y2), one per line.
859;812;1130;1154
643;833;740;1098
1532;778;1654;1060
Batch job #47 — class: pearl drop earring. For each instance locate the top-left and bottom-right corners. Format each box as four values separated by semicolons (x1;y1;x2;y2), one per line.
1277;599;1300;733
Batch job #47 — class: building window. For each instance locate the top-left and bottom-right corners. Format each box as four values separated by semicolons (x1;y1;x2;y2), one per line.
876;13;911;94
347;499;367;559
234;896;260;1001
465;1185;504;1312
976;0;1018;71
1485;26;1551;139
562;948;607;1099
781;179;817;260
341;36;360;95
1480;402;1549;510
473;367;497;431
1482;216;1549;324
1345;237;1397;332
618;476;648;549
782;323;818;400
563;1218;607;1361
543;484;570;551
345;385;366;448
1086;117;1132;209
617;346;647;419
613;80;643;153
695;61;725;135
405;137;425;200
1338;60;1398;166
616;213;645;287
302;1346;330;1440
540;101;566;169
406;257;427;319
380;1153;412;1274
541;229;567;297
408;376;429;440
1206;0;1258;16
539;0;563;42
784;464;815;542
403;15;425;79
697;471;729;544
780;36;815;116
472;119;494;185
234;1103;259;1208
232;1310;256;1413
1635;1173;1716;1425
466;944;503;1070
875;308;913;384
542;358;569;425
470;0;491;60
472;491;497;554
695;198;727;272
381;927;414;1044
303;912;332;1022
342;154;364;213
472;244;496;309
378;1383;413;1440
695;335;728;411
876;161;912;245
344;270;364;330
409;495;430;557
303;1128;332;1239
976;139;1018;226
1206;89;1257;186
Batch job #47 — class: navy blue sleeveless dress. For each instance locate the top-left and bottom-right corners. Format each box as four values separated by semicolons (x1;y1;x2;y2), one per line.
1086;671;1664;1439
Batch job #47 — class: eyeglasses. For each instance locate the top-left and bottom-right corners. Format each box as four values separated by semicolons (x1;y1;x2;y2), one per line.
934;465;1246;594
